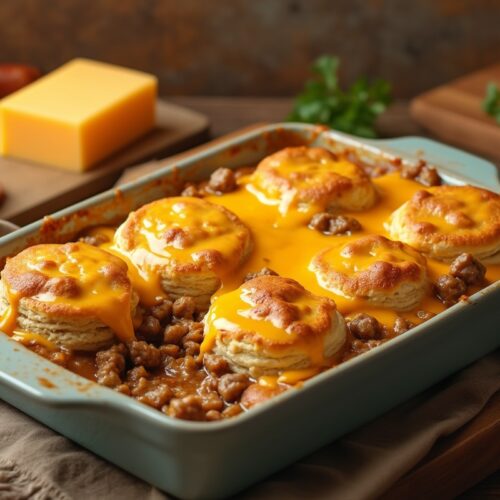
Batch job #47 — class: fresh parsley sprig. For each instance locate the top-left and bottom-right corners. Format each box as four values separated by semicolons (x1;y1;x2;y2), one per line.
288;55;391;138
482;81;500;124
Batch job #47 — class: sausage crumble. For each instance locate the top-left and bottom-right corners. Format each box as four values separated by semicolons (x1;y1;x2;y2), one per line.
400;160;441;187
207;168;237;194
309;213;361;235
450;253;486;286
434;274;467;307
347;313;384;341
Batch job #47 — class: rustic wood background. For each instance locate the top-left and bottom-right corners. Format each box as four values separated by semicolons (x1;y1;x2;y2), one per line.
1;0;499;98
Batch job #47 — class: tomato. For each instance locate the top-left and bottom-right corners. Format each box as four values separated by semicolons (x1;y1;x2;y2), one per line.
0;64;41;98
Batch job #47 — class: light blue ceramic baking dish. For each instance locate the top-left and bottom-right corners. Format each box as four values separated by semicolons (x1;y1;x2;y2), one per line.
0;124;498;499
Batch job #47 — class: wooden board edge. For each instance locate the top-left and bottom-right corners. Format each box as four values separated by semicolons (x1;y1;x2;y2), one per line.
381;391;500;500
410;98;500;162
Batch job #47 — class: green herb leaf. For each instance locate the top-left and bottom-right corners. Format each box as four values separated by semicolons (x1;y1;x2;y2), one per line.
287;55;391;138
482;82;500;125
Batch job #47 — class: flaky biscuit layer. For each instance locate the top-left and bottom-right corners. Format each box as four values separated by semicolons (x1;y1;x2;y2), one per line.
250;146;377;214
204;275;347;376
114;197;252;306
310;235;428;311
387;186;500;262
0;242;137;350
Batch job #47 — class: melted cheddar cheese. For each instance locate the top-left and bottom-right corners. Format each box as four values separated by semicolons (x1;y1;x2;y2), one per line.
82;226;165;306
408;186;494;234
204;172;500;325
0;243;135;343
111;197;250;305
322;236;424;274
130;197;244;263
85;170;500;366
12;330;58;350
202;286;328;365
250;155;371;226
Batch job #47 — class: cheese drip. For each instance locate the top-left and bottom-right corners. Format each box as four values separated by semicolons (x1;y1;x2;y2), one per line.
404;186;496;235
111;197;250;306
80;226;165;306
0;243;135;343
202;282;337;382
249;151;376;227
203;289;327;355
319;235;425;274
205;172;500;326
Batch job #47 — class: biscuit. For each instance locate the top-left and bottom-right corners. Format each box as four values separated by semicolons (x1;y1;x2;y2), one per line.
0;242;137;351
310;235;428;310
201;275;347;377
249;146;377;217
386;185;500;262
114;196;252;306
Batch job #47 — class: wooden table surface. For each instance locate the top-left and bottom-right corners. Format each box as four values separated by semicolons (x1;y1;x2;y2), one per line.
169;96;500;499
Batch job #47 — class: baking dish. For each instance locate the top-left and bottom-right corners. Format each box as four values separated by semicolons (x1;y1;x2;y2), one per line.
0;123;498;499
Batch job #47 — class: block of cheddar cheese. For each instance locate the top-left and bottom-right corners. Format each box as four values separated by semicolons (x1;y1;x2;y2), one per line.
0;58;157;172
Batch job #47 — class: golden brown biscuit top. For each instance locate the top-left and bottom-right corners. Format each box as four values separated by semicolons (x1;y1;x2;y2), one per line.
311;235;427;295
201;275;338;355
394;186;500;249
115;196;251;276
0;242;135;342
249;146;375;220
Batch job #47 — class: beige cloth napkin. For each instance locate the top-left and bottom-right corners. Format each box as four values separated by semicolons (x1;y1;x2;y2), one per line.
0;350;498;500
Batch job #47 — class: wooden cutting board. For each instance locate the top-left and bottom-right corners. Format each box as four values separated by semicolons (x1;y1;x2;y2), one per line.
384;391;500;499
0;99;209;226
411;64;500;161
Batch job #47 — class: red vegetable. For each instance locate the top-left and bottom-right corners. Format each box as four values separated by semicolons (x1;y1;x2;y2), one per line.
0;64;41;98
